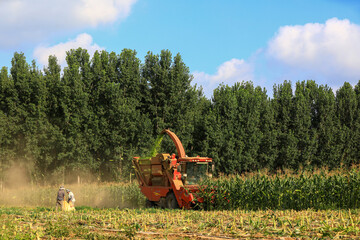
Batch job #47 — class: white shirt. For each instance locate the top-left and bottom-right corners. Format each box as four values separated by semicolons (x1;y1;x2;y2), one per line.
68;191;75;202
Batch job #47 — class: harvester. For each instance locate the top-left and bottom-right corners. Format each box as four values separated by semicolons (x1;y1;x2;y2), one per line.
132;129;213;209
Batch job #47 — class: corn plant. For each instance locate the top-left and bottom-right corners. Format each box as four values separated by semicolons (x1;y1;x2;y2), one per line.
197;168;360;210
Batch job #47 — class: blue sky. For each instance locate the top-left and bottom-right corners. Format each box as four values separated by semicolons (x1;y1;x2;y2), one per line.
0;0;359;97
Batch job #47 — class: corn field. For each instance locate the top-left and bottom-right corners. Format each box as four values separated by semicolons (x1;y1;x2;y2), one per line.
197;167;360;210
2;167;360;211
1;207;360;239
2;168;360;238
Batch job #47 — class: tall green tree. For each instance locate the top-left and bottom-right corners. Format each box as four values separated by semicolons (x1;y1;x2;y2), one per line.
272;81;297;171
209;84;240;173
336;82;357;166
60;48;94;174
205;82;271;174
352;80;360;166
314;84;340;168
0;67;17;183
141;50;203;156
256;86;278;170
291;81;317;169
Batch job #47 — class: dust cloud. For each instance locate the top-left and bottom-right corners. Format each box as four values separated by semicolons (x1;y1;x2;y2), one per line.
0;183;143;209
0;162;143;209
2;164;30;190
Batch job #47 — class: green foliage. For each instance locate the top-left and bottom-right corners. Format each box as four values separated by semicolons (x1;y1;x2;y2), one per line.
149;133;165;157
197;167;360;210
207;82;276;173
0;49;360;181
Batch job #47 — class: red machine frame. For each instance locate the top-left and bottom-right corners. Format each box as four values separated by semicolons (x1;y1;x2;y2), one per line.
133;129;212;209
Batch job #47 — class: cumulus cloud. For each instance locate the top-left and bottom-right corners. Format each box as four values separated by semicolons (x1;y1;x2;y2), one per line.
33;33;104;67
0;0;137;48
192;58;254;97
267;18;360;82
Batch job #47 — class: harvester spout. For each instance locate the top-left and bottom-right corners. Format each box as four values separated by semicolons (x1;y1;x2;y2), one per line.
160;129;186;158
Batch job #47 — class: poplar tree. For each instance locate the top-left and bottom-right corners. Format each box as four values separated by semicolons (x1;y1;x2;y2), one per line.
336;82;357;166
272;81;297;171
291;81;317;169
60;48;93;175
142;50;202;156
315;84;340;168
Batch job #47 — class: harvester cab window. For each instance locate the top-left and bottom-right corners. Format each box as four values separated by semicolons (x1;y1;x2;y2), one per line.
185;162;208;185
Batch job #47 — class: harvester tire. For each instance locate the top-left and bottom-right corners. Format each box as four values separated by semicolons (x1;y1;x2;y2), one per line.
166;192;179;209
145;199;156;208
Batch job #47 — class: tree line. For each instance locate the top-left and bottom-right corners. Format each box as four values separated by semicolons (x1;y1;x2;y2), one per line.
0;48;359;183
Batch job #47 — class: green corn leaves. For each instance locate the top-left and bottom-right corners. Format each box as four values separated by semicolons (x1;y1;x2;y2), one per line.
197;168;360;210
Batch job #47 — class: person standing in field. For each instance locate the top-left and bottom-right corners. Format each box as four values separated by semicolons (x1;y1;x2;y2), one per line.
66;189;76;208
56;186;65;211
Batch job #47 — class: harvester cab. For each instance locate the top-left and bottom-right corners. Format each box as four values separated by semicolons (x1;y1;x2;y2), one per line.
132;129;213;209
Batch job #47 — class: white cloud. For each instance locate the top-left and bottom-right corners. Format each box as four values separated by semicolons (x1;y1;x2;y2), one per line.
193;18;360;98
192;58;254;97
267;18;360;82
0;0;137;48
33;33;104;67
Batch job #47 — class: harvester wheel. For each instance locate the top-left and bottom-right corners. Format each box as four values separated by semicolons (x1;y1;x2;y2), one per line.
145;199;156;208
166;192;179;209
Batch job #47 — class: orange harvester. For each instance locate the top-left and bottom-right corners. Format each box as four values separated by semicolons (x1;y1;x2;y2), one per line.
132;129;213;209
